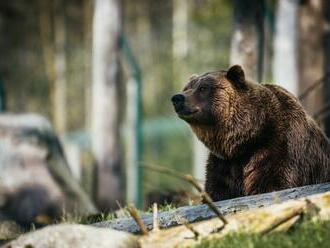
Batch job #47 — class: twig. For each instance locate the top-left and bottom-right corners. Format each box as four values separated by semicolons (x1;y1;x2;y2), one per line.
313;101;330;120
174;214;200;240
184;174;204;192
298;72;330;101
141;164;228;225
200;192;228;224
183;222;200;240
140;162;205;183
260;207;303;235
127;204;149;235
116;200;123;210
152;203;159;232
141;164;195;184
304;198;321;217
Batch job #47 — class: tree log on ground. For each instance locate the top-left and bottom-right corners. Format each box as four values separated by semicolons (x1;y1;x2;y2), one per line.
94;182;330;233
139;190;330;247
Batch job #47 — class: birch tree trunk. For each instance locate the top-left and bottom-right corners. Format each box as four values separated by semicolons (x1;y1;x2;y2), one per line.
230;0;265;82
53;0;67;135
91;0;123;210
172;0;207;183
172;0;188;62
273;0;299;96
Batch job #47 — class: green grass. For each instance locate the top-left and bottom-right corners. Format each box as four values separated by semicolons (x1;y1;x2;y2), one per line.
196;219;330;248
60;203;178;225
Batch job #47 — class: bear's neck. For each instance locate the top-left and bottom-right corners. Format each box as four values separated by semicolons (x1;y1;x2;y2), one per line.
191;125;236;159
191;121;272;160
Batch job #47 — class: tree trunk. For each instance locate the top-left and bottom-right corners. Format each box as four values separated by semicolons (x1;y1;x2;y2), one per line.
230;0;265;82
53;0;67;135
323;1;330;136
38;0;55;85
273;0;299;96
298;0;324;117
84;0;93;131
298;0;324;123
172;0;207;183
91;0;123;210
172;0;188;62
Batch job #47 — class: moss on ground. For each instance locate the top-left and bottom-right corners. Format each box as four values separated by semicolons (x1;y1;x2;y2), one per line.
196;219;330;248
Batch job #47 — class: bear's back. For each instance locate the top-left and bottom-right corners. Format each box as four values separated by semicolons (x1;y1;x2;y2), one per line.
264;83;330;185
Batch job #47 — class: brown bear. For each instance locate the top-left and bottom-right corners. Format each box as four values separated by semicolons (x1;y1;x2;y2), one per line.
171;65;330;201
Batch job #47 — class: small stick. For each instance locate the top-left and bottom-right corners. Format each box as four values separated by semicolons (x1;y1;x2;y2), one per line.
201;192;228;224
260;207;303;235
141;164;195;184
183;222;200;240
116;200;123;209
174;214;200;240
127;204;149;235
152;203;159;231
141;164;228;225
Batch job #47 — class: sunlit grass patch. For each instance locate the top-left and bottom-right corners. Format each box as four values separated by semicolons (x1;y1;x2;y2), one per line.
196;219;330;248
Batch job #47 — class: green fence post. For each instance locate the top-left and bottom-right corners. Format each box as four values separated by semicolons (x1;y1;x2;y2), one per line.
0;76;6;112
119;34;144;208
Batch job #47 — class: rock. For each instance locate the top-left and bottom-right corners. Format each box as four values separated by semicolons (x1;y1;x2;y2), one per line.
4;224;138;248
0;113;97;226
0;221;22;240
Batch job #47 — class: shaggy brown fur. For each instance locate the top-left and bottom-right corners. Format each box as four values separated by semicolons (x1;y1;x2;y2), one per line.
171;65;330;201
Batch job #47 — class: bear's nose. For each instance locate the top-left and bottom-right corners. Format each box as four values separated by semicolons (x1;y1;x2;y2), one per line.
171;94;185;105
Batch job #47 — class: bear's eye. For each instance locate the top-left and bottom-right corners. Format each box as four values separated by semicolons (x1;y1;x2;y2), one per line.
199;86;208;92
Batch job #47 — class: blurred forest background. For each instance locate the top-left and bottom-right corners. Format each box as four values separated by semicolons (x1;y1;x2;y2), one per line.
0;0;330;212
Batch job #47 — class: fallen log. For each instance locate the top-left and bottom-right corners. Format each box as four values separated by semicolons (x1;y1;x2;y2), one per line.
93;182;330;233
140;191;330;248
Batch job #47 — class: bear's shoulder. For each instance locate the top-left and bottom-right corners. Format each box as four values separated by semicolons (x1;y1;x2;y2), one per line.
262;83;298;102
261;83;304;114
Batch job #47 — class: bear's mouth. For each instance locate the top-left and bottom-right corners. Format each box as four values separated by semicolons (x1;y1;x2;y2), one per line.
177;108;199;119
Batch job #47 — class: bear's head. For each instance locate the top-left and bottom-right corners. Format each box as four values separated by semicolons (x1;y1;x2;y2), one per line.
171;65;267;158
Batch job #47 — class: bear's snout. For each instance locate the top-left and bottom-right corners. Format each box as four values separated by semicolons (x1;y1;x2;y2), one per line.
171;94;185;105
171;93;185;111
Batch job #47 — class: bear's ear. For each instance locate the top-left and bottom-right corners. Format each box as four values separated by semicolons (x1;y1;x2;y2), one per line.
189;74;199;81
226;65;246;89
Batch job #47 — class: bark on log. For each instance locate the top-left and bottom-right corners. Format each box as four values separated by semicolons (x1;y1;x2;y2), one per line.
94;182;330;233
140;190;330;248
